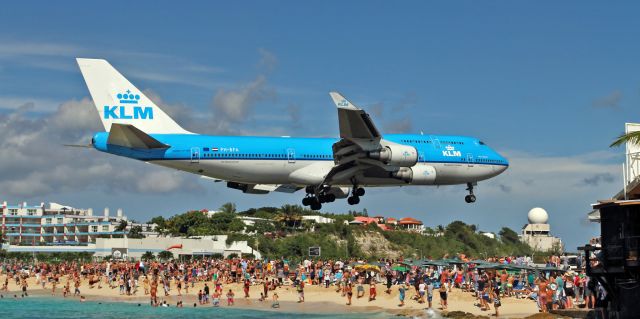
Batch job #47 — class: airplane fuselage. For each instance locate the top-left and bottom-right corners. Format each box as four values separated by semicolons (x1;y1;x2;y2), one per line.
93;132;508;187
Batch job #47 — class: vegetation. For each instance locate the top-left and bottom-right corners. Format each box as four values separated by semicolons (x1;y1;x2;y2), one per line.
157;250;173;261
141;204;533;261
610;131;640;148
141;251;155;260
0;250;93;263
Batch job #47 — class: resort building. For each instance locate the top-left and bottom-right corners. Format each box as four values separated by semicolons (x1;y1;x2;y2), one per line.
0;201;149;249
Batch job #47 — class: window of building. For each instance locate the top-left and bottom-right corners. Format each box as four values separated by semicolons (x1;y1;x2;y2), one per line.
27;209;36;216
9;209;18;215
45;218;52;224
91;226;98;232
102;225;109;232
57;218;63;224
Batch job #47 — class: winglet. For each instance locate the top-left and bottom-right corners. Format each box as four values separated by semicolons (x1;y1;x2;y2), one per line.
329;92;360;110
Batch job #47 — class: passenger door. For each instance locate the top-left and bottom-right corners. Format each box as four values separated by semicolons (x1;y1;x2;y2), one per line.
287;148;296;164
190;147;200;163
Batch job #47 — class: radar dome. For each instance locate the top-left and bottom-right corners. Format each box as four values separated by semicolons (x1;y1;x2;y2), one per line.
528;207;549;224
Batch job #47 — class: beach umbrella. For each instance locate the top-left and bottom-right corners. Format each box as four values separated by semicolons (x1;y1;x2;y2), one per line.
392;265;409;272
423;260;449;267
355;264;381;273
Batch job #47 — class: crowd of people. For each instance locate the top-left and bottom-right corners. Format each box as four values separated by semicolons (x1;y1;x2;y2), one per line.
0;254;609;313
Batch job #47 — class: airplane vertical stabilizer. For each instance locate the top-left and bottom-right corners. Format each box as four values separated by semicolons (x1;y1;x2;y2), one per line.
76;58;191;134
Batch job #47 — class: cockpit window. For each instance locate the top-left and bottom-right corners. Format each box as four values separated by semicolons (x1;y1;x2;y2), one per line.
479;141;486;145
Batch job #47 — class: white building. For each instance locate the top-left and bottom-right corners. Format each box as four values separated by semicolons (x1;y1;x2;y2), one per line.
301;215;334;224
93;235;260;260
519;207;564;252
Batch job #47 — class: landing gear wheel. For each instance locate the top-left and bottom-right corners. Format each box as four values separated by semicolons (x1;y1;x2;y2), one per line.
302;197;312;206
465;195;476;203
326;194;336;202
310;199;322;210
318;194;328;203
355;187;365;197
348;196;360;205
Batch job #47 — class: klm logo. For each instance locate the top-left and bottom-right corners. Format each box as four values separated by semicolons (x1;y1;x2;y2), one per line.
338;99;349;107
103;90;153;120
442;145;461;157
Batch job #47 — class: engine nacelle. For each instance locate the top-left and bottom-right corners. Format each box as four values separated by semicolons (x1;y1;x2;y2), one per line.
369;145;418;167
392;165;437;185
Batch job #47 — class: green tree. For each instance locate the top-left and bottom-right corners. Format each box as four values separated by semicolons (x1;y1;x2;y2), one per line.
610;131;640;148
219;202;237;214
115;220;128;232
141;251;155;260
158;250;173;261
128;225;145;239
499;227;520;244
149;216;167;234
275;204;303;229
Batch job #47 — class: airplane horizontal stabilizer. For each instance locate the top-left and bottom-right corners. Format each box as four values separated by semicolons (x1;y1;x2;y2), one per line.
107;123;169;149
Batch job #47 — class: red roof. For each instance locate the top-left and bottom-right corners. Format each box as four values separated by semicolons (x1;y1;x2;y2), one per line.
399;217;423;225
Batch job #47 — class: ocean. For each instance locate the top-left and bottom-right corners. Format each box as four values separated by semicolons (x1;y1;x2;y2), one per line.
0;296;394;319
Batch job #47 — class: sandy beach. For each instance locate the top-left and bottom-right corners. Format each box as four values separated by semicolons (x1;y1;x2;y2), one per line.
2;276;540;318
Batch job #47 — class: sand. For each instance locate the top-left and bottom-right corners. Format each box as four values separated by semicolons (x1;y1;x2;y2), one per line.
2;276;540;318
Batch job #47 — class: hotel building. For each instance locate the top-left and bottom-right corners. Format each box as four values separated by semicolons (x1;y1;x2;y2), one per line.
1;201;130;246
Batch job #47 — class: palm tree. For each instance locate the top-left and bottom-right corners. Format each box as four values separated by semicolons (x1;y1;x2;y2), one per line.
274;204;303;229
610;131;640;148
219;202;237;214
141;251;155;260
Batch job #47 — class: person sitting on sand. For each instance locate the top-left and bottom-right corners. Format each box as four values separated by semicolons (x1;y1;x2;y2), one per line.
227;289;235;306
272;292;280;308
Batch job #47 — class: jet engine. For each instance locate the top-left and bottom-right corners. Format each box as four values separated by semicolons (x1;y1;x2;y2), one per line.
369;145;418;167
391;164;437;185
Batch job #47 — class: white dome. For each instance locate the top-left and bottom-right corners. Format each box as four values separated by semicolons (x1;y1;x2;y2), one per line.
528;207;549;224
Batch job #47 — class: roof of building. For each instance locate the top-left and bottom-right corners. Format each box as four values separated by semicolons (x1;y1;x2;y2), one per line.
398;217;423;225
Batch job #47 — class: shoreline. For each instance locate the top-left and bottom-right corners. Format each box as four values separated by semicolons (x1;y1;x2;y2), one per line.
1;276;539;318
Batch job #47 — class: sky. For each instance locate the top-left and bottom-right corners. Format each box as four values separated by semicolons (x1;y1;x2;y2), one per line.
1;1;639;252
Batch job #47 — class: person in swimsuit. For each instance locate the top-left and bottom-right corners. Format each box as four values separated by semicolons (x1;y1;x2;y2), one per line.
345;282;353;305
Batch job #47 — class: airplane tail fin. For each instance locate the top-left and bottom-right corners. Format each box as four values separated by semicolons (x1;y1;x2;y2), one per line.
329;91;360;110
76;58;191;134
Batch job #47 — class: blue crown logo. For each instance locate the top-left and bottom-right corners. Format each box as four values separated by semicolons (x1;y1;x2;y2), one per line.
117;90;140;104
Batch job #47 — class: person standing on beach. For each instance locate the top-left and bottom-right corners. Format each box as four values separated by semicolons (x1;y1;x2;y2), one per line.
346;282;353;305
143;276;149;295
63;277;71;297
438;282;448;310
398;284;406;307
74;277;81;296
243;279;250;298
226;289;235;306
368;281;377;301
297;280;305;303
21;277;28;297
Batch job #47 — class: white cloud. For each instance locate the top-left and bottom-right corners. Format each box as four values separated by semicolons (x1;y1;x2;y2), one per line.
0;97;204;198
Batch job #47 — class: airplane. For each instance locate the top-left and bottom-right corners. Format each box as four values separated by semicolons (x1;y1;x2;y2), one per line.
75;58;509;210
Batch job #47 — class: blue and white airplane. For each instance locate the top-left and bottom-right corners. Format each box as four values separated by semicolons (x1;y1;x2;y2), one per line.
76;58;508;210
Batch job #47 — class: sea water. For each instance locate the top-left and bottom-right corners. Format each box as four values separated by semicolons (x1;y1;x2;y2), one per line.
0;296;392;319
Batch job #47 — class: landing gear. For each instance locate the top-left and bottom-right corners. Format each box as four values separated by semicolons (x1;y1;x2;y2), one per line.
301;186;336;210
465;182;476;203
347;184;365;206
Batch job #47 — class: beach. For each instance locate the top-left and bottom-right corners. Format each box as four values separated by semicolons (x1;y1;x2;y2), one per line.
2;275;539;318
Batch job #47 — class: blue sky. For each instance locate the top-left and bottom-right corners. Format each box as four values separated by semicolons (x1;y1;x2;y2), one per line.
1;1;639;252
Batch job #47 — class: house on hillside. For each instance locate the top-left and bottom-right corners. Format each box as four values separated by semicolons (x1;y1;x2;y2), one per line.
398;217;424;233
348;216;391;231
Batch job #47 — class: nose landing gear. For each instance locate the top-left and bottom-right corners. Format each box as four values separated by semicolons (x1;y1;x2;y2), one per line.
465;182;476;203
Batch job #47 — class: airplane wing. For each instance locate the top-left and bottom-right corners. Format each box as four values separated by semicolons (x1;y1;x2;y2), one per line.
323;92;408;186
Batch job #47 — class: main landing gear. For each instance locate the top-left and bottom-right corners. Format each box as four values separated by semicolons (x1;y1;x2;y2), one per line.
465;182;476;203
301;186;336;210
347;185;365;205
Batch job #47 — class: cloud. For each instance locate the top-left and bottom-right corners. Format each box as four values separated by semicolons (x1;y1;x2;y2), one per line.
258;48;278;72
0;98;204;198
286;103;302;129
593;90;622;109
582;173;615;187
483;150;620;199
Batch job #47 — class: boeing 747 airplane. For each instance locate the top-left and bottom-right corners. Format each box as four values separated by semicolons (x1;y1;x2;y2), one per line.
75;58;508;210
